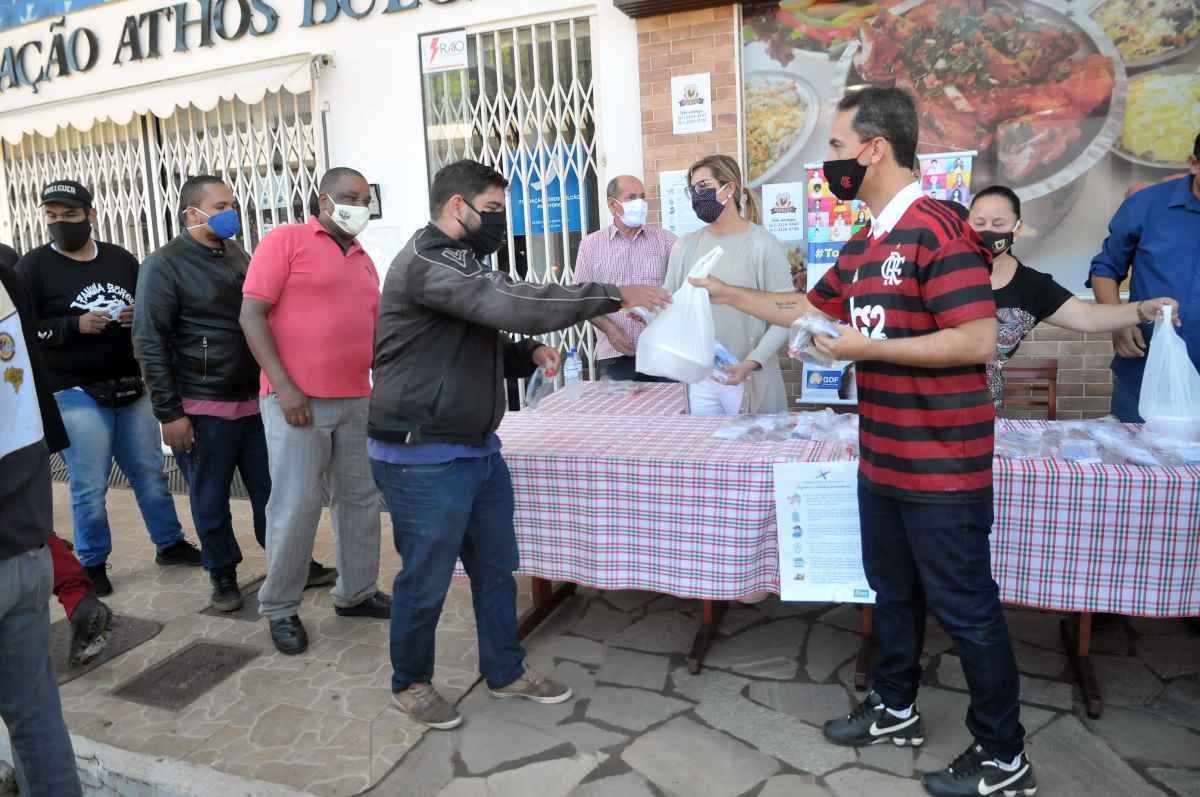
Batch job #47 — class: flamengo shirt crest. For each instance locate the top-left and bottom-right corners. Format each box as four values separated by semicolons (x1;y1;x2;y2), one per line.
808;194;998;502
0;281;44;460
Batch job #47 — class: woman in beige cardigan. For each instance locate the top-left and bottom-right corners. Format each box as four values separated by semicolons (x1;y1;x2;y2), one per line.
663;155;793;415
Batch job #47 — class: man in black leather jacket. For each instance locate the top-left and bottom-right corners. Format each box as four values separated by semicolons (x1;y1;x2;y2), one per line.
132;175;271;613
369;159;671;730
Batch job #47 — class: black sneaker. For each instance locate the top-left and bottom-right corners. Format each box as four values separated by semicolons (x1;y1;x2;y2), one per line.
83;563;114;597
823;691;925;748
209;571;244;612
922;743;1037;797
69;593;113;668
305;560;338;589
334;591;391;619
156;539;203;567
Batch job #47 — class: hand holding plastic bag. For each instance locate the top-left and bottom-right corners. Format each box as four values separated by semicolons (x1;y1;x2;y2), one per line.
636;247;724;383
788;314;846;368
1138;305;1200;441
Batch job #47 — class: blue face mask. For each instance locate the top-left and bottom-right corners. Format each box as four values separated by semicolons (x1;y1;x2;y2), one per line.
188;207;240;240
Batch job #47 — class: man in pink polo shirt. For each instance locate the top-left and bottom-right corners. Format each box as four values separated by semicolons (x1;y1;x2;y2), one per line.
241;167;387;656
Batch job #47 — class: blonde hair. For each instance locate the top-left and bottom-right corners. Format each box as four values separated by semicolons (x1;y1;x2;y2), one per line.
686;154;762;225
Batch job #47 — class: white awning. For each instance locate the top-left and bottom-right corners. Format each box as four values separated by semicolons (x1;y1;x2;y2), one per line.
0;52;321;144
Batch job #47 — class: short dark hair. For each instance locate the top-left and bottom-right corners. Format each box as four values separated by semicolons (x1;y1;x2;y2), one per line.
606;176;623;200
178;175;227;223
429;160;508;217
971;185;1022;218
1194;132;1199;158
319;167;367;195
836;87;918;170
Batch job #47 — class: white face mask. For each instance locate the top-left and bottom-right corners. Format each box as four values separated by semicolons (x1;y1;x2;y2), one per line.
618;198;648;228
326;200;370;237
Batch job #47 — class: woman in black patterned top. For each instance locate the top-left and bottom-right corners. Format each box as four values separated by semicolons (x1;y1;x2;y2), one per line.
968;186;1179;407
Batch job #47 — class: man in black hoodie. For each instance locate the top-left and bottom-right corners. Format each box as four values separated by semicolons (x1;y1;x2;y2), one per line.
0;262;83;796
369;160;670;730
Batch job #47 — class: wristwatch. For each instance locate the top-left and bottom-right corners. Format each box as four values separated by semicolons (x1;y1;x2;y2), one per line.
1136;301;1150;324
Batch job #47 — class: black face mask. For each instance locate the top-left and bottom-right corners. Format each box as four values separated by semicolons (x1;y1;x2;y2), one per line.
823;158;867;202
462;200;507;258
49;219;92;252
690;186;728;224
823;143;872;201
979;230;1016;257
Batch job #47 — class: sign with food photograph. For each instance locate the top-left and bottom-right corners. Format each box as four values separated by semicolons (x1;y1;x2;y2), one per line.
741;0;1200;293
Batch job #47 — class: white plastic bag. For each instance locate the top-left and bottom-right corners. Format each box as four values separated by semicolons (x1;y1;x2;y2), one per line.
1139;306;1200;441
636;246;724;383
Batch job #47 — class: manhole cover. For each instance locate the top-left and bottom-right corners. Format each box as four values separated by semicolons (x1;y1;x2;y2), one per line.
112;642;259;710
51;614;163;685
199;576;265;622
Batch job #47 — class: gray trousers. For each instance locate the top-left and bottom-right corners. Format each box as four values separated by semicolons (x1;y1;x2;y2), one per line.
0;546;83;797
257;395;381;621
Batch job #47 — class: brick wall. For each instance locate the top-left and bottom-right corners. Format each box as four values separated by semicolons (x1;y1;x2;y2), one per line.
1005;323;1115;420
636;5;740;226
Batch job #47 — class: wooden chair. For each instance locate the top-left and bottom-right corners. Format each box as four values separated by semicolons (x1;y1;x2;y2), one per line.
1001;361;1058;420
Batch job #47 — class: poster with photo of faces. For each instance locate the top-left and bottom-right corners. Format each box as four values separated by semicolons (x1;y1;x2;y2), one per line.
802;163;870;246
919;151;976;211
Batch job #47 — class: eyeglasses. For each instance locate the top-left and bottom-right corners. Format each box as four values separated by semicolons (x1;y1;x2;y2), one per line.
685;181;721;199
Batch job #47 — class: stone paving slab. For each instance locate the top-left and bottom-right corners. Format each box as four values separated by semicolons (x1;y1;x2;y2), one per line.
1033;715;1167;797
622;716;780;796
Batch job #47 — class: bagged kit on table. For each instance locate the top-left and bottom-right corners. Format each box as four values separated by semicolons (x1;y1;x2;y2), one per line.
1139;305;1200;441
636;246;723;383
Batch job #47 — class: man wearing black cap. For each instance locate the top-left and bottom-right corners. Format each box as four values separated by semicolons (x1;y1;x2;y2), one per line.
17;181;201;597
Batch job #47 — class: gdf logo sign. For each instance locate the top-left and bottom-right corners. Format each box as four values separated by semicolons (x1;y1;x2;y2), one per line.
421;30;468;74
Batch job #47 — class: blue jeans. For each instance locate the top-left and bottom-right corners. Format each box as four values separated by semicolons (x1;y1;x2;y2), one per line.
858;484;1025;761
54;389;183;567
0;546;83;797
372;453;526;693
173;414;271;576
1109;375;1144;423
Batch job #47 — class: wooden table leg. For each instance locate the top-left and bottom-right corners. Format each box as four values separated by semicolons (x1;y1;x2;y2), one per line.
517;577;577;640
1061;611;1102;719
854;604;875;692
686;599;729;674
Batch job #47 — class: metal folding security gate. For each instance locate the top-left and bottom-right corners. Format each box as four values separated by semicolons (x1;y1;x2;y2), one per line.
2;90;321;258
3;120;158;261
420;17;605;373
152;91;321;251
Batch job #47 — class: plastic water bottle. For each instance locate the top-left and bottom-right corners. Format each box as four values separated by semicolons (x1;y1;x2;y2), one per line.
563;348;583;401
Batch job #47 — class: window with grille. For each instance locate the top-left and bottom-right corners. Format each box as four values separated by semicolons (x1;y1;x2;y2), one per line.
2;90;321;259
420;17;604;372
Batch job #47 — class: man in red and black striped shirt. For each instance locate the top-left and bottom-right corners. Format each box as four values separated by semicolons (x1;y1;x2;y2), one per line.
695;88;1035;797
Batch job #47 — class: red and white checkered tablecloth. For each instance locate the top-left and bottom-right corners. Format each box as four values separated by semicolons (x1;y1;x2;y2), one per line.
992;421;1200;617
498;414;1200;617
531;382;687;416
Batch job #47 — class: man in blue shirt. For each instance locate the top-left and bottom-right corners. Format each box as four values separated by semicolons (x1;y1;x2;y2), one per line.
1089;133;1199;422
